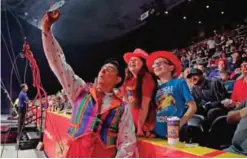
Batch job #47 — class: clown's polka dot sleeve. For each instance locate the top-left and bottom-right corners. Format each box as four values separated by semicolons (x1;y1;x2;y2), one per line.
42;30;86;101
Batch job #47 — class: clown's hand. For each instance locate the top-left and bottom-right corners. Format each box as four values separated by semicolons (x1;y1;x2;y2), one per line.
41;10;61;33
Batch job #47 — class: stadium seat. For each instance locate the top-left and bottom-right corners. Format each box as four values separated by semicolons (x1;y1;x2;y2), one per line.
207;115;236;149
186;114;206;145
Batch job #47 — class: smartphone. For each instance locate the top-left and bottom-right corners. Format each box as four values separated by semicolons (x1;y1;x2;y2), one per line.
48;0;66;12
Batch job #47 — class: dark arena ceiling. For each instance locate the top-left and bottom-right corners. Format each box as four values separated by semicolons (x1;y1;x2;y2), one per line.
2;0;247;49
2;0;186;45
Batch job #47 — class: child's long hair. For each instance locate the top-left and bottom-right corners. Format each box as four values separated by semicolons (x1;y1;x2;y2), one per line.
123;58;157;109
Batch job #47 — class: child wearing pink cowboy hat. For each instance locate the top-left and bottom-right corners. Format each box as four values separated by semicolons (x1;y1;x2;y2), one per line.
121;48;157;137
146;51;197;139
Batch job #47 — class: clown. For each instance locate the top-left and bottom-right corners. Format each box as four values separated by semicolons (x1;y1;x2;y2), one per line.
41;10;136;157
146;51;197;138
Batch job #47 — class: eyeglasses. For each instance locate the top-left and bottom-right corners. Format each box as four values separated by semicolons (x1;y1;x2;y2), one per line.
152;60;171;69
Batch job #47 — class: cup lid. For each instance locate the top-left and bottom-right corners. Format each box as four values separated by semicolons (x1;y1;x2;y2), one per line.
167;116;180;121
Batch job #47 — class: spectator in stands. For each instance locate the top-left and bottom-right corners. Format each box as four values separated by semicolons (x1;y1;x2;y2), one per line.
230;68;242;80
187;68;228;121
121;48;157;137
225;99;247;156
181;56;190;68
63;94;72;110
179;68;193;91
242;52;247;61
229;52;241;73
220;71;230;82
208;58;228;79
207;58;216;70
207;37;216;57
215;35;223;52
226;37;234;48
222;59;247;108
146;51;197;139
194;63;209;77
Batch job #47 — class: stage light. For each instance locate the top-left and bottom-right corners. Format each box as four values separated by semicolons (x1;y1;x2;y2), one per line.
214;30;216;33
165;11;168;14
198;21;201;24
221;11;224;14
183;16;187;19
206;5;209;8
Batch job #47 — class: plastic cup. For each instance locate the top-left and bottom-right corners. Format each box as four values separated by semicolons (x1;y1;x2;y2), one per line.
167;116;180;145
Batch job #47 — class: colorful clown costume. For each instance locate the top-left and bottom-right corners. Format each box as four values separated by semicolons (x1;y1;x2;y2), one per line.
42;30;136;157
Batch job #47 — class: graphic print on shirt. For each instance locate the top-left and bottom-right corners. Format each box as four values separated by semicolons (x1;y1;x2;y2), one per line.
155;86;177;122
154;79;194;138
125;86;136;104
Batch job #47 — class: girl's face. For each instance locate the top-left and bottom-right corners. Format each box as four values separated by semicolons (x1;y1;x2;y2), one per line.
128;56;143;74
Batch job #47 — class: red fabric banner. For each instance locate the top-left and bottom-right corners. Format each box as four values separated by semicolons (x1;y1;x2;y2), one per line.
43;112;243;158
43;112;70;158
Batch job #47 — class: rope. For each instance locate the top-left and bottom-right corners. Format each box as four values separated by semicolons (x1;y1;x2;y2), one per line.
9;53;22;98
3;6;22;82
1;34;22;85
2;6;65;155
22;41;65;154
24;59;28;83
5;3;26;39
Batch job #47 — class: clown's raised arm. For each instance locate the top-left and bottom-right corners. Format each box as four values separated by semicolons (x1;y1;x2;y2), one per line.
42;18;86;101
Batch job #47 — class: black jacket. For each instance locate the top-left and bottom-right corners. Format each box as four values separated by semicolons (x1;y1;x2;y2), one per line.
192;78;228;108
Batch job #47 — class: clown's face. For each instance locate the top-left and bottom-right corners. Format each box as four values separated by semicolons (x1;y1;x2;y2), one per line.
152;58;174;77
97;63;121;91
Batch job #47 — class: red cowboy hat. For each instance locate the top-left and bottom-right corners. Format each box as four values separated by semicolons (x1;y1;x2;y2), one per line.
146;51;182;77
123;48;149;63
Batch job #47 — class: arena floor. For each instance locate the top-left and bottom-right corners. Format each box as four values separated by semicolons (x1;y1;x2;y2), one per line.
0;144;46;158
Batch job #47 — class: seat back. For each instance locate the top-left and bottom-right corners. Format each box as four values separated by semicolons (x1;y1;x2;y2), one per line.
184;114;206;145
208;115;236;149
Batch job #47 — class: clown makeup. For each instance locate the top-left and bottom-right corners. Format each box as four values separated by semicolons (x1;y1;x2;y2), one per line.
128;56;144;75
97;63;121;92
152;58;174;77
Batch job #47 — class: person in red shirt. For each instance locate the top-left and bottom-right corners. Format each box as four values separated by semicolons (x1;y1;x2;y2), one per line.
121;49;157;137
231;60;247;103
222;60;247;108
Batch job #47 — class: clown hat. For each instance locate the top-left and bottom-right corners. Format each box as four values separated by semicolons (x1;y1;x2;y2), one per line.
123;48;149;63
146;51;182;77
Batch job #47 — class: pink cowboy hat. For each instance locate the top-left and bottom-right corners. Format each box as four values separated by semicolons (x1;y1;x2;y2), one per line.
123;48;149;63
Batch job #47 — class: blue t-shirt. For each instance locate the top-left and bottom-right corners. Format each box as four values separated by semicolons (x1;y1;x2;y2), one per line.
154;78;194;138
18;91;29;108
